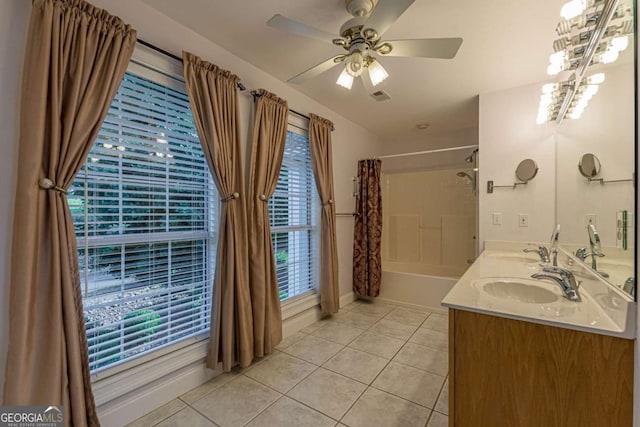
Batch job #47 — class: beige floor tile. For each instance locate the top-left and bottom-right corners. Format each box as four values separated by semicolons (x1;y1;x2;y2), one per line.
368;319;418;340
434;378;449;415
287;368;366;420
155;407;215;427
301;321;324;334
384;308;430;326
332;311;380;329
126;399;186;426
393;342;448;376
233;350;280;374
348;331;405;359
244;352;316;393
179;372;238;404
246;396;335;427
339;302;358;312
422;314;449;332
311;321;364;345
342;387;431;427
351;302;395;317
283;335;344;365
409;328;448;352
275;331;308;350
322;347;388;384
372;362;445;408
191;376;280;426
427;410;449;427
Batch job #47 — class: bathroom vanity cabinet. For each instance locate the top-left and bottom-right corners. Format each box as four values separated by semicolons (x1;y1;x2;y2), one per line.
448;309;634;427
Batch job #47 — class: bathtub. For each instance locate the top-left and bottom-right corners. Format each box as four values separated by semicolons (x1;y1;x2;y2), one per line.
378;261;462;313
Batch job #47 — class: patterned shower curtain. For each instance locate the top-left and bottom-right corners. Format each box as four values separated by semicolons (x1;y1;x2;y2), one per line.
353;159;383;297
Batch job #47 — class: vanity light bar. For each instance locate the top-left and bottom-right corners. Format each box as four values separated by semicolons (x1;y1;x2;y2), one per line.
538;0;630;124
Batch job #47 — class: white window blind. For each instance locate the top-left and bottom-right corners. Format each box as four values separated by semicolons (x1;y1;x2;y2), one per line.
70;61;217;373
269;127;320;302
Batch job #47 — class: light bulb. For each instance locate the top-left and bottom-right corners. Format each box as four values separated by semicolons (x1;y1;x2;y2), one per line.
336;67;354;89
584;84;599;97
611;35;629;51
346;51;364;77
586;73;605;84
367;59;389;86
547;62;564;75
542;83;558;93
560;0;585;20
549;51;567;65
600;48;619;64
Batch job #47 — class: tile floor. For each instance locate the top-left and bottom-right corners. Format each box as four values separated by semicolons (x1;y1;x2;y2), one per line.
127;300;449;427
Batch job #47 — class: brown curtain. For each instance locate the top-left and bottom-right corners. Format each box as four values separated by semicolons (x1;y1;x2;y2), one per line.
3;0;136;425
353;159;383;297
182;52;254;371
247;90;288;357
308;114;340;314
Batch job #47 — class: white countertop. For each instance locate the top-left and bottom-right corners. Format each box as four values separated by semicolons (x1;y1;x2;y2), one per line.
441;242;636;339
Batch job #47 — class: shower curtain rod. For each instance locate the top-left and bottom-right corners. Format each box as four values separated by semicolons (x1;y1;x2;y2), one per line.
375;144;478;160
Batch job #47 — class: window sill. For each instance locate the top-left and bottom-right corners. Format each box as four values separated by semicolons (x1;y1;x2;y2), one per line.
281;292;319;320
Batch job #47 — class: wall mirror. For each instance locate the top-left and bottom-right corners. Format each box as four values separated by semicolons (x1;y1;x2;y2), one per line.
555;4;636;299
578;153;601;178
515;159;539;182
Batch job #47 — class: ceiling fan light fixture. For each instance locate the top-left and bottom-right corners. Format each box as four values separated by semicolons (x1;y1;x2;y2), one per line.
346;51;365;77
336;67;354;89
368;59;389;86
374;42;393;55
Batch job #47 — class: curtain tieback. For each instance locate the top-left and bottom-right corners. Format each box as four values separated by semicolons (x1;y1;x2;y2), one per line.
39;178;67;194
221;192;240;202
259;194;268;201
323;199;333;206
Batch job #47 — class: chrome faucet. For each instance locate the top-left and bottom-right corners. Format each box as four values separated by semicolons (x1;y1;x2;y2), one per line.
531;266;582;302
575;247;605;271
523;246;550;263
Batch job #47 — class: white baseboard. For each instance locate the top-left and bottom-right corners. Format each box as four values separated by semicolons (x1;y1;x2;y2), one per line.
97;360;218;427
340;291;356;307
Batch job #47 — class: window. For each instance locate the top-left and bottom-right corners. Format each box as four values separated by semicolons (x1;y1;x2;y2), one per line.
70;53;217;373
269;126;320;302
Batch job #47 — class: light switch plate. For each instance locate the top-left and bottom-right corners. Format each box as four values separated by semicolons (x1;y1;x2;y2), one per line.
492;212;502;225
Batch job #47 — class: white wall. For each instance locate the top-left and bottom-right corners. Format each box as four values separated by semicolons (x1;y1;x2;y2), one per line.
0;0;383;412
0;0;30;404
478;82;557;247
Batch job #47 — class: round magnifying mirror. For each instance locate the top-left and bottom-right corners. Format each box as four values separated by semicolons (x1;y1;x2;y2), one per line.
515;159;539;182
578;153;601;178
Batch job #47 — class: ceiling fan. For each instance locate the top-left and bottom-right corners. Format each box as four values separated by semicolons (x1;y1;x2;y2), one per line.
266;0;463;90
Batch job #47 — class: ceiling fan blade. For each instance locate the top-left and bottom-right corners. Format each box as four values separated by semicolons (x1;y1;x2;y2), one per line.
381;38;463;59
267;14;337;44
363;0;415;38
287;55;345;84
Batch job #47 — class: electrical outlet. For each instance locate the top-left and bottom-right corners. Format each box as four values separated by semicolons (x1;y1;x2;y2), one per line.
492;212;502;225
518;214;529;227
584;214;597;228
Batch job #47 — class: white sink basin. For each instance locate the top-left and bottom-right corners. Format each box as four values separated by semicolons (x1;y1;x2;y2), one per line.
473;278;559;304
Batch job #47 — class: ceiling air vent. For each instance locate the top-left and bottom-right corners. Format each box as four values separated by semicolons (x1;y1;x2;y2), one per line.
370;90;391;102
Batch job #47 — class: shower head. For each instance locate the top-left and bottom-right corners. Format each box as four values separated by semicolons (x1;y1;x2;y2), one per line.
457;172;473;180
465;149;478;163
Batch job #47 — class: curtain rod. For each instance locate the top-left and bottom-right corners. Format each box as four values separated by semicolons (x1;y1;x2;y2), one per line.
137;39;246;91
376;144;479;159
251;90;334;131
